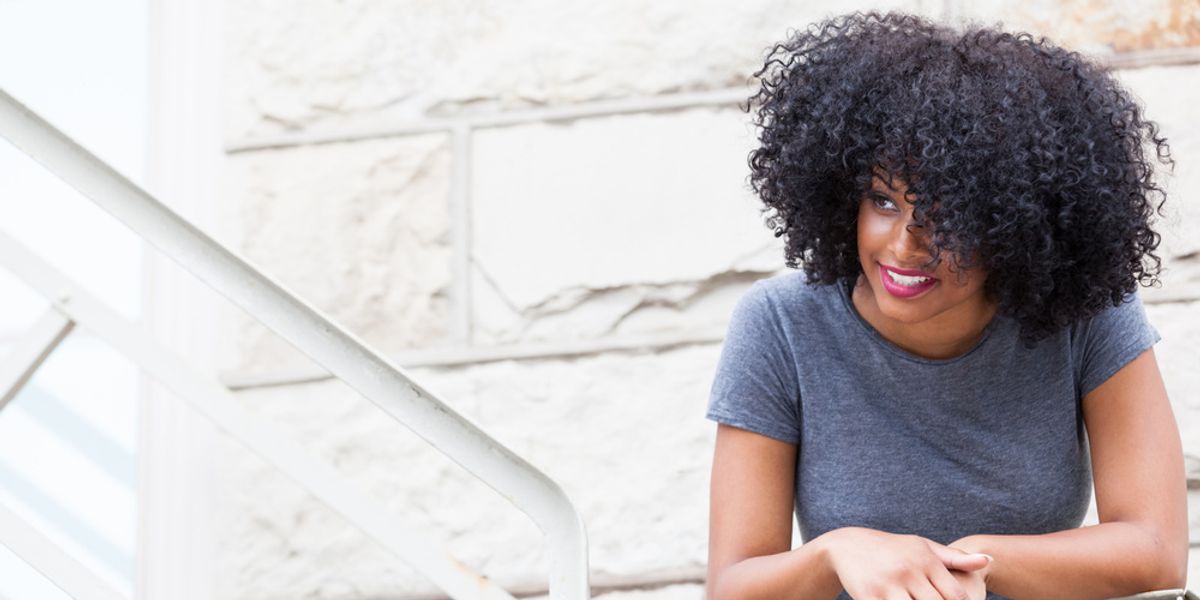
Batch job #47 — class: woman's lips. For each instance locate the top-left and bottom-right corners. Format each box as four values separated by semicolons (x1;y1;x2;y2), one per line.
883;263;937;277
879;264;938;299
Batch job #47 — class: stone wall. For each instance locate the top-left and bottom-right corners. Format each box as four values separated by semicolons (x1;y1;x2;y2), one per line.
212;1;1200;598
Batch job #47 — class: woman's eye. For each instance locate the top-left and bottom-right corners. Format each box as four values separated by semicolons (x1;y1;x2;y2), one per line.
870;194;897;210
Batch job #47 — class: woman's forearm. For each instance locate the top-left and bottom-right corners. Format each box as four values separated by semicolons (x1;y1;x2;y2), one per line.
710;531;843;600
952;522;1186;600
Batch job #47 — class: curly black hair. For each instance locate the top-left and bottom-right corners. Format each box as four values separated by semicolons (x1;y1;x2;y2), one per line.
743;10;1173;346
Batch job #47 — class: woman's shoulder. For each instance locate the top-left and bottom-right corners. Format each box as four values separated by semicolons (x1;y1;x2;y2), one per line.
1056;289;1158;348
749;270;844;303
1066;289;1161;397
738;270;849;328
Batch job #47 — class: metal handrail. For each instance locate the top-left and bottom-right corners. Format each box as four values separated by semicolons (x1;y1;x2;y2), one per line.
0;232;511;600
1111;590;1198;600
0;87;589;599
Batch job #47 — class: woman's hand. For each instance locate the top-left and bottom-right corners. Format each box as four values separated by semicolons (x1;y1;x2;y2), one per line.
950;567;987;600
822;527;992;600
946;535;991;600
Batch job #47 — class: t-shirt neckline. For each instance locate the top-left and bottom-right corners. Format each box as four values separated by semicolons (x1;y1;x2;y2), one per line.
836;277;1000;366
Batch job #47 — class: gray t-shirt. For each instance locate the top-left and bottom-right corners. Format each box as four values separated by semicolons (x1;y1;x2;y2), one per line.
705;271;1161;600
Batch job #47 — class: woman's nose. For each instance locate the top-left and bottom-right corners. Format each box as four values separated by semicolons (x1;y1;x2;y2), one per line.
892;217;931;257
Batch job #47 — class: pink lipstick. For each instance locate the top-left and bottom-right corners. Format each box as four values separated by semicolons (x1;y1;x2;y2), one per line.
879;264;938;299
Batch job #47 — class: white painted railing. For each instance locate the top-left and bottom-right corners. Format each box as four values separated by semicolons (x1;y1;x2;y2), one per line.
1112;591;1198;600
0;87;589;600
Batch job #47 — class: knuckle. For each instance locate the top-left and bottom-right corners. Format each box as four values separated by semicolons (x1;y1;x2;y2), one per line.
883;563;910;580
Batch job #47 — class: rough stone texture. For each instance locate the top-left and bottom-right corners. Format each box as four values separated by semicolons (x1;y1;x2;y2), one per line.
470;106;787;344
469;263;778;345
957;0;1200;55
223;0;928;141
223;135;453;375
215;344;722;598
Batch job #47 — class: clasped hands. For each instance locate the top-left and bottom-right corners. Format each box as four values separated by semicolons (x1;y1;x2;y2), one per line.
823;527;993;600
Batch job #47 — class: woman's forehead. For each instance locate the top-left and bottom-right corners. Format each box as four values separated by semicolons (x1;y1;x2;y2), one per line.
869;164;914;190
869;170;914;196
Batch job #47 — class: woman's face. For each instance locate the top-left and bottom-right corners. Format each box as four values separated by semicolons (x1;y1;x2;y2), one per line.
855;172;991;327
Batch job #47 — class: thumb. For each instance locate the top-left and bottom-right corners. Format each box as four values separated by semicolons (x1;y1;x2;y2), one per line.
928;542;993;572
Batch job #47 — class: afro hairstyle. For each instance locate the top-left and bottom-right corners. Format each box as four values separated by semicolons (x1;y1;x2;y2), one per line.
743;10;1173;346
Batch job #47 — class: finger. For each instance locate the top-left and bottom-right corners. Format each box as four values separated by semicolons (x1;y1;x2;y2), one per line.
926;541;991;572
908;576;950;600
944;553;990;572
928;566;972;600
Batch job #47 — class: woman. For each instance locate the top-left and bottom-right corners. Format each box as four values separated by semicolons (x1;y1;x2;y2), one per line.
705;10;1188;600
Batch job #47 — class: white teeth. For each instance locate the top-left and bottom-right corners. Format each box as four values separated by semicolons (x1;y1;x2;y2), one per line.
886;269;931;286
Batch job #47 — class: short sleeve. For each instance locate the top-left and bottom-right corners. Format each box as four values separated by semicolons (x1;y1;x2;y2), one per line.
704;280;802;444
1076;289;1162;399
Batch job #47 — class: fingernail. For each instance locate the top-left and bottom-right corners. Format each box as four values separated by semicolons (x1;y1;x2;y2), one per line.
980;554;994;563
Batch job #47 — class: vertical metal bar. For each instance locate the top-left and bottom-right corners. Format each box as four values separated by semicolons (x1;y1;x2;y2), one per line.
0;502;126;600
0;87;589;600
0;307;73;411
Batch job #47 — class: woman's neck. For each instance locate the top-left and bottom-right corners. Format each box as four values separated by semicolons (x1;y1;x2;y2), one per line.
850;274;999;360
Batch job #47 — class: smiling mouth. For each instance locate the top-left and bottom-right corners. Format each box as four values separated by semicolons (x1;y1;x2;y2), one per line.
879;264;938;298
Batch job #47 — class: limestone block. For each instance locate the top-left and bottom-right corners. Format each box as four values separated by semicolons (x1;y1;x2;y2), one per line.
224;0;928;140
223;134;453;375
215;343;724;598
957;0;1200;55
470;107;787;345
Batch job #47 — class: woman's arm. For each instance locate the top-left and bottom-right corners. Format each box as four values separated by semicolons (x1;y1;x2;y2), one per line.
950;347;1188;599
706;423;844;600
708;423;993;600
